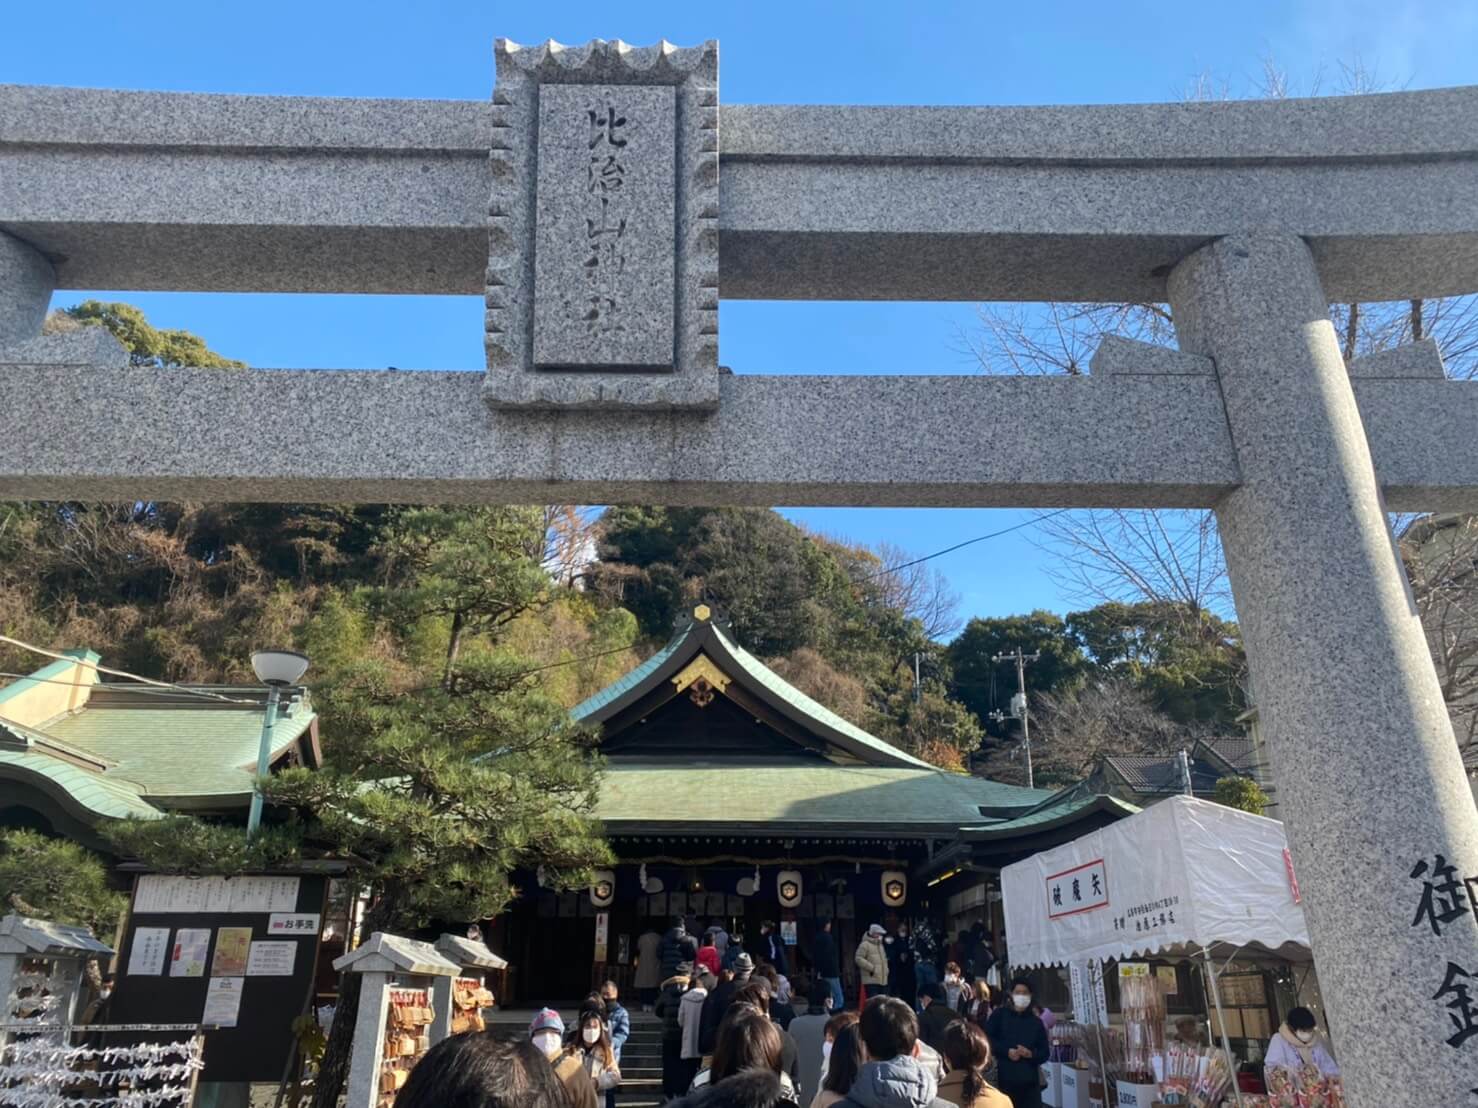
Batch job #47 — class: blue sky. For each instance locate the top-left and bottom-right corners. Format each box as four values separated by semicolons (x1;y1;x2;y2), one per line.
6;0;1474;627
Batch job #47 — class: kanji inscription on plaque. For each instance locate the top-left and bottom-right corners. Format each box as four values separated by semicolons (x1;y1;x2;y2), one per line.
533;83;676;369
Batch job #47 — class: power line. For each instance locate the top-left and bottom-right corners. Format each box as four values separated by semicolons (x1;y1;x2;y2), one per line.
856;510;1072;581
0;635;258;706
489;514;1076;683
0;672;255;704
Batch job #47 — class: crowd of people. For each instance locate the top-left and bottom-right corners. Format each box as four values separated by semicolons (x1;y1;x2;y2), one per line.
395;987;1034;1108
390;912;1336;1108
393;913;1061;1108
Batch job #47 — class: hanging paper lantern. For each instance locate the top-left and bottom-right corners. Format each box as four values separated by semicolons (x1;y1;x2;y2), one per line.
639;862;664;894
737;864;761;897
590;869;616;907
777;869;803;908
882;869;907;908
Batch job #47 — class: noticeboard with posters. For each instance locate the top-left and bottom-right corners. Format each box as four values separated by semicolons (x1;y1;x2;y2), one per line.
110;873;328;1083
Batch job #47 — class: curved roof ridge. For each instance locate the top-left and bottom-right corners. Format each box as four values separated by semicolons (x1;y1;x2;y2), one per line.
707;622;935;770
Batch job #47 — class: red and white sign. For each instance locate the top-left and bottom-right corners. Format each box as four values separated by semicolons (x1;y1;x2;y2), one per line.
1046;859;1109;919
267;913;321;936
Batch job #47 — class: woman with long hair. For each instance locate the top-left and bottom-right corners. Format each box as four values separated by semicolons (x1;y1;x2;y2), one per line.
573;1009;622;1098
816;1010;858;1089
683;1006;800;1105
938;1020;1011;1108
963;979;992;1027
809;1023;864;1108
395;1035;571;1108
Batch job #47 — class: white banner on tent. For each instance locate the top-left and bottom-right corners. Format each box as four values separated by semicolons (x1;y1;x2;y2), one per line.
1001;796;1310;968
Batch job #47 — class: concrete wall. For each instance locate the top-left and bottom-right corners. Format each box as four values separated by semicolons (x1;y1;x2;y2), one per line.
0;652;100;729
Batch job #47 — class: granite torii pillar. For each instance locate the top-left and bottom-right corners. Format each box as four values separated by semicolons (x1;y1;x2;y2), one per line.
1169;230;1478;1106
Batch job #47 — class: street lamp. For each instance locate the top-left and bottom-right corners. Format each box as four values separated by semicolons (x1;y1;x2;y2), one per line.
247;649;310;838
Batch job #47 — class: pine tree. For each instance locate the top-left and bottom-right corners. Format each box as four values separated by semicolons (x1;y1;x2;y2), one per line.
264;505;611;1108
0;829;126;935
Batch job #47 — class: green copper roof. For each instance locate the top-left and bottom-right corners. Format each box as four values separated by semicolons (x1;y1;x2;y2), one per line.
42;702;313;802
0;749;160;822
0;658;317;826
708;624;934;769
596;763;1052;833
573;617;935;769
959;788;1140;838
572;634;686;720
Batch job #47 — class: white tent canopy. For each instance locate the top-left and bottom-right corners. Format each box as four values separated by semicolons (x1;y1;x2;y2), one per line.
1001;795;1310;968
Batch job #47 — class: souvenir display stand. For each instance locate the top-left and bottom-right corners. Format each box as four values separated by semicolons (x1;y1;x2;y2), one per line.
431;934;505;1045
0;914;115;1047
1002;797;1316;1108
333;933;460;1108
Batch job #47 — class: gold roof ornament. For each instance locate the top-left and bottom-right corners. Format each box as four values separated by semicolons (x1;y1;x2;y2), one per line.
693;603;711;622
672;654;731;708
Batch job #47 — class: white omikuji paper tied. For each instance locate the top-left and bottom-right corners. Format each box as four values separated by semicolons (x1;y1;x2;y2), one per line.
246;940;297;976
170;927;211;977
126;926;171;976
1001;795;1311;968
203;976;245;1028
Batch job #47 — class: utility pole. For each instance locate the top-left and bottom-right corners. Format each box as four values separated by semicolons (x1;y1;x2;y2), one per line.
990;648;1040;789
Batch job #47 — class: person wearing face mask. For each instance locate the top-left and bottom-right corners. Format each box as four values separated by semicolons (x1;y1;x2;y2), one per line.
818;1010;860;1089
574;1010;622;1099
529;1008;598;1108
1264;1006;1339;1078
983;979;1049;1108
790;978;835;1103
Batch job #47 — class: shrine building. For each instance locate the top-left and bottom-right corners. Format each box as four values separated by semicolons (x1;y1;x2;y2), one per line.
491;606;1132;1003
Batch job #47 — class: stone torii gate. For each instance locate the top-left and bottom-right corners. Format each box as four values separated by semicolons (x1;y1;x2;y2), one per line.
2;39;1478;1103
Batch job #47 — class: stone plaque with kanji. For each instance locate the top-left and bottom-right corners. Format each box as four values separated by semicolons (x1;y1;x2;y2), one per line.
485;38;719;411
533;84;676;369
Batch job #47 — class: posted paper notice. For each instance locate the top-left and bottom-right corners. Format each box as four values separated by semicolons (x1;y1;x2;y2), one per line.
170;928;211;978
211;927;252;976
202;977;244;1028
246;940;296;976
126;927;170;977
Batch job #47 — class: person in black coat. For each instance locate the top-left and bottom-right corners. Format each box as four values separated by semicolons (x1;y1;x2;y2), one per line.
985;977;1050;1108
811;917;843;1012
968;929;995;984
701;953;755;1054
663;916;700;979
884;923;914;1005
915;983;956;1051
759;921;790;976
656;964;695;1099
